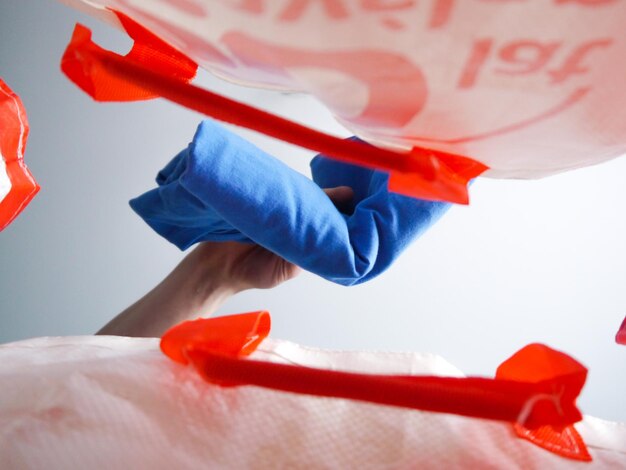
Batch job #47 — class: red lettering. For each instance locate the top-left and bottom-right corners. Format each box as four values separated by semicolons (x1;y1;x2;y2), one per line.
458;37;611;88
380;17;407;30
222;32;428;127
549;39;612;83
159;0;206;16
496;40;561;75
360;0;416;11
222;0;264;14
554;0;617;6
429;0;456;28
457;39;493;88
278;0;349;21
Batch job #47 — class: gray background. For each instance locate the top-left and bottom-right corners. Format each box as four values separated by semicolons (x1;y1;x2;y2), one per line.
1;0;625;421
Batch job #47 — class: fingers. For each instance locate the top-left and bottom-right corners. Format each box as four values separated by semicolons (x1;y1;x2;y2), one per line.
323;185;354;202
323;186;354;214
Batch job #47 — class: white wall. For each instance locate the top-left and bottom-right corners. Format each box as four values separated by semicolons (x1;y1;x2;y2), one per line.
1;0;625;422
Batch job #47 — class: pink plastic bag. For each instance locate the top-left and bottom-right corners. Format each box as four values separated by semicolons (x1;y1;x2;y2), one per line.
59;0;626;179
1;324;625;468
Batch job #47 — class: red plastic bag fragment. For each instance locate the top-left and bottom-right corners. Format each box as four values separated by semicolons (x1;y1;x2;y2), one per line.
496;343;591;461
616;316;626;345
513;424;592;462
61;16;487;205
0;79;39;231
160;311;270;365
388;148;485;203
61;14;197;101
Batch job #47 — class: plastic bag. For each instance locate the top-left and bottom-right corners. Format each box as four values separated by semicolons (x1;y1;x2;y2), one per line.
59;0;626;179
1;313;625;468
60;14;484;204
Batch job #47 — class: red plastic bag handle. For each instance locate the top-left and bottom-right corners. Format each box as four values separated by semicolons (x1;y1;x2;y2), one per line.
161;316;586;428
187;350;573;426
161;315;591;461
61;15;488;204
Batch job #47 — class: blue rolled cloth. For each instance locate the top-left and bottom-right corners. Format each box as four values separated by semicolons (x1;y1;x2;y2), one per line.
130;120;450;286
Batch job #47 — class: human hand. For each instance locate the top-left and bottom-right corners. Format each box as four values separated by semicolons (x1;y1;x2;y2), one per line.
196;185;355;292
98;186;353;337
131;121;451;286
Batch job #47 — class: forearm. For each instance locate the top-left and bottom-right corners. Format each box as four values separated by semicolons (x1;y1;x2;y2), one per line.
97;244;237;338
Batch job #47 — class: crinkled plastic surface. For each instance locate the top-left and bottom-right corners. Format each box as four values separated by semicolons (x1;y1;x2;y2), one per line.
130;121;450;285
1;335;625;469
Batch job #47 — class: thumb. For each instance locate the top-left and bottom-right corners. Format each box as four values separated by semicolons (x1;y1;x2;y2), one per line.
323;185;354;214
323;185;354;203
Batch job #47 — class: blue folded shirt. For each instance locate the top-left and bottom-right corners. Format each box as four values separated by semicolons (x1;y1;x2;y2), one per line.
130;120;450;285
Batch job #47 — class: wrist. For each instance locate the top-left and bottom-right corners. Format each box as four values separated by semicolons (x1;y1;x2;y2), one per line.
98;242;242;338
191;241;258;295
172;243;239;313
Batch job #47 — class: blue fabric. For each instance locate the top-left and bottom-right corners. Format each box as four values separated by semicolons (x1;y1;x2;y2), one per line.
130;120;451;286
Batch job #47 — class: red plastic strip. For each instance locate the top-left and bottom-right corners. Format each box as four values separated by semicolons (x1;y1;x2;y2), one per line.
185;348;583;429
161;315;586;430
61;19;488;204
0;78;39;231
